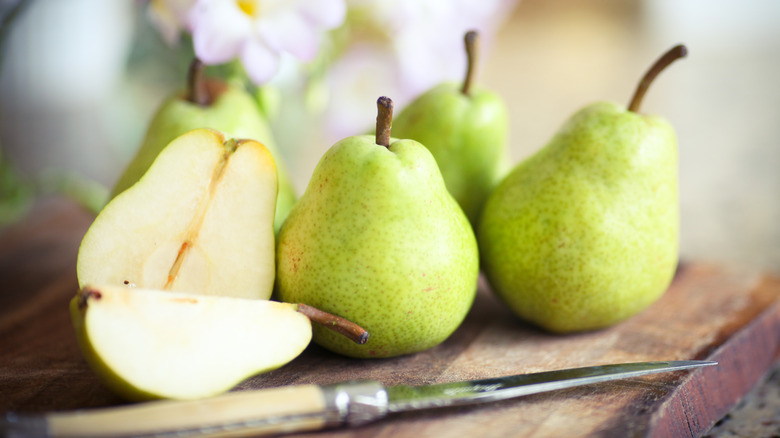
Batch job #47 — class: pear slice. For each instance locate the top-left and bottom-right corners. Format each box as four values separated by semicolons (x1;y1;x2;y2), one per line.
77;128;277;299
71;284;312;401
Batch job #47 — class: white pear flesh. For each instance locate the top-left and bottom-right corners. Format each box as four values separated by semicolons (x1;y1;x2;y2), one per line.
71;284;312;401
77;129;277;299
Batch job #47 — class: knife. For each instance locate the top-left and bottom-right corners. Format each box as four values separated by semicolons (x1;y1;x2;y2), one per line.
3;360;715;438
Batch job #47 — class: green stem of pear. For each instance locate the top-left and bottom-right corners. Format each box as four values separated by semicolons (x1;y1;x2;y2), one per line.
187;58;210;106
297;304;370;345
376;96;394;148
627;44;688;113
461;30;479;96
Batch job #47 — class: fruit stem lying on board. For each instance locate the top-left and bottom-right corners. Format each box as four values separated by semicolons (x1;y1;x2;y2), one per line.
297;304;370;345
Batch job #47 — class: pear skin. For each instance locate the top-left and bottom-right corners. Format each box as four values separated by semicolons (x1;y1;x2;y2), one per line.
393;83;508;226
393;31;509;227
479;102;678;332
478;46;686;333
276;112;479;358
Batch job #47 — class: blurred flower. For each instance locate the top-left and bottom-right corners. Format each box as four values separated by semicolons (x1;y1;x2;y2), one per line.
146;0;197;46
188;0;347;84
319;0;518;142
322;42;402;139
143;0;518;155
348;0;516;94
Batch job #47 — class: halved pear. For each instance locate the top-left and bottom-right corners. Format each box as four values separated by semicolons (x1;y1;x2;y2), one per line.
71;284;312;401
77;128;277;299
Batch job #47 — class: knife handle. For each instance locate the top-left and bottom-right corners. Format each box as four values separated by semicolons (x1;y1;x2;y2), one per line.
3;382;388;438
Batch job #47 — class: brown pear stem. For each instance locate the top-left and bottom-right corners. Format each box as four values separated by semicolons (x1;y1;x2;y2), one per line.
78;288;102;310
627;44;687;113
297;304;370;345
375;96;393;148
187;58;210;106
461;30;479;96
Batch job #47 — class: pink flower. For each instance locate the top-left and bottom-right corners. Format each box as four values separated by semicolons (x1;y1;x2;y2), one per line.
319;0;517;142
188;0;346;84
147;0;197;46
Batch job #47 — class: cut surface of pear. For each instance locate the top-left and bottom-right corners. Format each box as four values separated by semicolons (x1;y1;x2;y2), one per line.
71;285;311;401
111;73;296;233
77;128;277;299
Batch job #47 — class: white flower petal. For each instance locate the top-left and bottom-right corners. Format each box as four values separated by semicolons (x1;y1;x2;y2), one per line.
257;13;319;61
147;0;198;46
240;37;282;84
190;0;252;64
323;43;403;143
298;0;347;29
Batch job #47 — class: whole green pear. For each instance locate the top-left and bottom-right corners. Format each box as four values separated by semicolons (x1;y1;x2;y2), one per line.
478;45;687;333
393;31;508;227
275;97;479;358
111;59;296;233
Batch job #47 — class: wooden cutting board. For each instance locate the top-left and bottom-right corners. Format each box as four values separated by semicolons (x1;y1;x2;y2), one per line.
1;197;779;437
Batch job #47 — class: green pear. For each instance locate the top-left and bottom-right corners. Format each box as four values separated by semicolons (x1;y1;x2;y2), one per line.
275;97;479;358
111;59;296;233
71;284;312;401
78;128;278;299
478;45;687;333
392;31;508;227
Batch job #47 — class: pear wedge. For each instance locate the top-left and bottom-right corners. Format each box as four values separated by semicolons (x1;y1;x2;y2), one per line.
77;128;277;299
71;285;311;401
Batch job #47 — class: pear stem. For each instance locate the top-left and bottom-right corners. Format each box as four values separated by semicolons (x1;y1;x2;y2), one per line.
78;288;102;310
627;44;687;113
297;304;370;345
461;30;479;96
375;96;393;148
187;58;210;106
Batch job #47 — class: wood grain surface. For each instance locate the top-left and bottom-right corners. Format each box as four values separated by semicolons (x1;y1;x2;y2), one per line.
1;197;779;437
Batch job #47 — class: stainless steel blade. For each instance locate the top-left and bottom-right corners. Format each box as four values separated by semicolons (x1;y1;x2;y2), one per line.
386;360;716;413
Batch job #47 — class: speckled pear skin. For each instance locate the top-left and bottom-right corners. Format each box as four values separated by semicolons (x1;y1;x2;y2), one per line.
275;135;479;358
478;101;679;333
392;83;508;227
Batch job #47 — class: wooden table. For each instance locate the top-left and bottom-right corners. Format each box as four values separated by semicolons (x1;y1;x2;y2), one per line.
2;197;779;437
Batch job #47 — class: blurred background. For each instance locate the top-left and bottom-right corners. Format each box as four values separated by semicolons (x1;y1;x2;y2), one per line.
1;0;778;274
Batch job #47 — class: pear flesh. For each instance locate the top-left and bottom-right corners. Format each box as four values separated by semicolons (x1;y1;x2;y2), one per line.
275;135;479;358
71;285;311;401
111;80;296;233
77;128;277;299
478;101;679;333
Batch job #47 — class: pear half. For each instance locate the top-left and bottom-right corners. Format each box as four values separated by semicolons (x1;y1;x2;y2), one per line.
110;61;297;233
71;284;311;401
77;128;277;299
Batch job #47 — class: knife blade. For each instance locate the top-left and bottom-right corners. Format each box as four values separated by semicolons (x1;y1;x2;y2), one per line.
2;360;715;438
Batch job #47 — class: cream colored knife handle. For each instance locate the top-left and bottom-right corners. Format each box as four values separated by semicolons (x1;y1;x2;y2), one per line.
4;382;389;437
